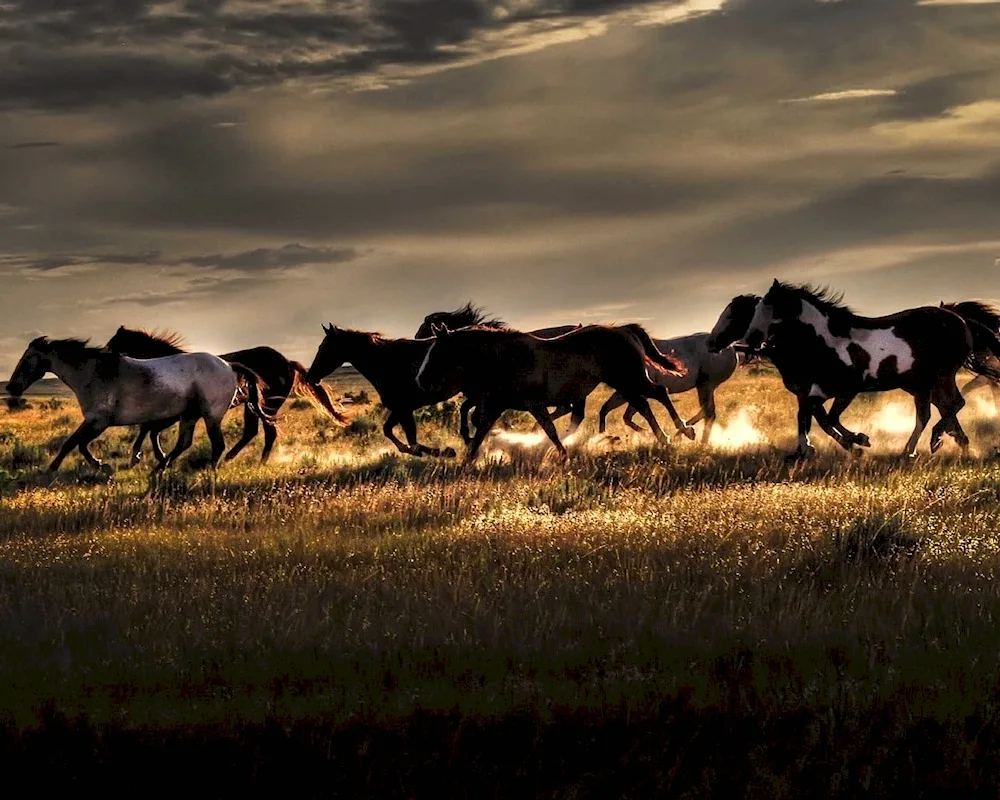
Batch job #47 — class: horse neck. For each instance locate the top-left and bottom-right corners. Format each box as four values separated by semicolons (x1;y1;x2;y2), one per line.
42;354;96;401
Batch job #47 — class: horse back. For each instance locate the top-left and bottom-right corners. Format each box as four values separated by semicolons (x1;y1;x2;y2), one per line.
220;346;294;394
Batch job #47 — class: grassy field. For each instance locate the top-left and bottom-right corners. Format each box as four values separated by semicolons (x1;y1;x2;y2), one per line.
3;367;1000;795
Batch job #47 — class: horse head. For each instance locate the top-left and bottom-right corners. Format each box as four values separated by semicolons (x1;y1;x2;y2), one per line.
6;337;51;396
707;293;763;353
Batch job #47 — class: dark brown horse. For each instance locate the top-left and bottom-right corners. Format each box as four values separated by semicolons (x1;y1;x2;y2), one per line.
715;281;1000;458
940;301;1000;410
105;327;348;464
415;303;585;443
304;325;460;457
415;323;687;462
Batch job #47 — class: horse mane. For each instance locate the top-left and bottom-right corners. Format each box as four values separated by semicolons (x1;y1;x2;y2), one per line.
33;337;118;369
773;282;854;317
110;326;188;354
941;301;1000;333
432;302;508;330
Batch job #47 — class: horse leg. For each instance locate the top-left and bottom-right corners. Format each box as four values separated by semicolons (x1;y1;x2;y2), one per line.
598;393;631;433
623;395;671;445
824;393;868;450
903;393;932;458
382;411;414;455
49;420;107;472
646;384;696;440
206;418;227;468
158;419;197;471
961;374;989;398
566;400;586;436
400;412;454;458
526;404;568;460
225;404;260;462
930;380;968;454
130;425;150;465
259;395;286;463
791;396;818;459
694;383;716;446
260;419;279;463
464;402;504;463
459;398;475;445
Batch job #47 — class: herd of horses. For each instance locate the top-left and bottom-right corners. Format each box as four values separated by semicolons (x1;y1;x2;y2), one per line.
6;280;1000;473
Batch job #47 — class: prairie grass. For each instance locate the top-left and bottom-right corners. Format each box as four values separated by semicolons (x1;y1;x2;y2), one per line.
2;370;1000;794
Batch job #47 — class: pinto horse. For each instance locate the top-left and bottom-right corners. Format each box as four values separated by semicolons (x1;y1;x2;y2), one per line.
718;281;1000;458
105;327;348;465
415;323;687;462
6;337;271;472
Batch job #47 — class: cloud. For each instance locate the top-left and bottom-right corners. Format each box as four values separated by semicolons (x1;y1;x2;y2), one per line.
0;243;362;274
0;0;725;110
785;89;898;103
184;243;361;270
6;140;61;149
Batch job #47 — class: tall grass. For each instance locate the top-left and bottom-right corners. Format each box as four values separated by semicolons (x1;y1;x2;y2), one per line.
1;371;1000;793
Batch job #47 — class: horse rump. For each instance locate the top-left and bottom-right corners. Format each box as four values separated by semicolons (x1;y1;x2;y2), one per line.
620;324;687;377
227;363;278;425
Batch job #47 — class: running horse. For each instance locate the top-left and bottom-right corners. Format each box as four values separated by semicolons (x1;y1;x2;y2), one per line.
416;303;696;443
711;281;1000;458
415;323;688;462
5;337;272;472
105;327;348;465
305;325;463;457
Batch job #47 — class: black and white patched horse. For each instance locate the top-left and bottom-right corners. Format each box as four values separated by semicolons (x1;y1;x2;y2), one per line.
713;281;1000;458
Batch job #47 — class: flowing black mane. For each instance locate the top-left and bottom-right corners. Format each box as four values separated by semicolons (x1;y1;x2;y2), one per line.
941;301;1000;333
773;282;854;317
32;337;118;369
437;303;507;330
107;326;188;357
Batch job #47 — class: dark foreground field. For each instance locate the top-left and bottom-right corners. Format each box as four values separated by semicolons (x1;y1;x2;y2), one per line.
2;370;1000;796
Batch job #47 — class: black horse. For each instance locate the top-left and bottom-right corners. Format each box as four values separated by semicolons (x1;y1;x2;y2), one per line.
105;327;348;464
940;301;1000;410
415;302;695;443
415;323;688;462
305;325;461;457
710;281;1000;458
415;303;586;443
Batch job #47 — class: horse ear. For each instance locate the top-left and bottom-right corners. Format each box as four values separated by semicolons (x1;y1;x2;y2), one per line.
770;278;780;290
322;323;332;334
432;323;450;338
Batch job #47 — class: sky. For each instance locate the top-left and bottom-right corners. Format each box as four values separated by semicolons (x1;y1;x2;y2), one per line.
3;0;1000;373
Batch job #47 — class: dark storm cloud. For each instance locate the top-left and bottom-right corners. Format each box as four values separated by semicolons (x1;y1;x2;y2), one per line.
7;141;61;149
1;244;361;273
0;0;705;109
881;71;999;122
185;243;361;270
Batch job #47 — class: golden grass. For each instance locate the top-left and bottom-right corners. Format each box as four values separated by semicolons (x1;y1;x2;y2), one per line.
2;370;1000;790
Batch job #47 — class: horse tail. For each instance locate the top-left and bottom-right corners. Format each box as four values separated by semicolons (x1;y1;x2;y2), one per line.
228;363;277;425
944;307;1000;383
289;360;350;425
621;323;687;377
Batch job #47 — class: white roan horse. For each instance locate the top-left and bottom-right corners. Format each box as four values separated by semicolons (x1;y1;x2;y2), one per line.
5;337;271;472
596;332;750;444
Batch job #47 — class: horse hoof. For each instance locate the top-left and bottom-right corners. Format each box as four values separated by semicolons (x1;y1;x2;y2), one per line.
930;439;943;455
681;426;696;441
854;433;871;448
442;447;457;458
